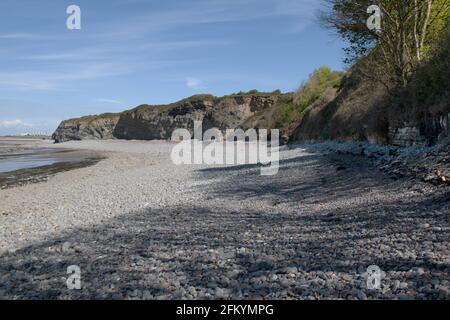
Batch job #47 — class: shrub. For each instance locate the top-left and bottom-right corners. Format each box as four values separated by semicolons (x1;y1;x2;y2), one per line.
294;67;344;112
273;67;344;128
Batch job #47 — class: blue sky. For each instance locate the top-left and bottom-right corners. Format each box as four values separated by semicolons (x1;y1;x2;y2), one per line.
0;0;345;135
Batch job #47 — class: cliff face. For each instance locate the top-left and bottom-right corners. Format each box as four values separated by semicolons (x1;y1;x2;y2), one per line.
52;114;121;143
289;87;449;147
290;71;391;144
52;94;284;142
290;65;449;147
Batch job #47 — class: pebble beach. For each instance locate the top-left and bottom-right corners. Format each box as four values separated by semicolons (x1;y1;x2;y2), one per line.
0;139;448;300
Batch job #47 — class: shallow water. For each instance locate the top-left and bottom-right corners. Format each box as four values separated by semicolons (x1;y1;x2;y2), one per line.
0;152;61;173
0;139;98;173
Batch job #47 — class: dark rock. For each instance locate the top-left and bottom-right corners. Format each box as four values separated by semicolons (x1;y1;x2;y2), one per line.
52;94;286;143
52;113;121;143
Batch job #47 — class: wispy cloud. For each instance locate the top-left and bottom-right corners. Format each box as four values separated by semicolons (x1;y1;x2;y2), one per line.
140;39;233;51
0;63;129;91
274;0;319;32
21;40;231;63
186;77;206;90
95;98;122;104
0;33;60;40
0;33;38;39
22;52;94;61
92;0;319;40
0;119;32;128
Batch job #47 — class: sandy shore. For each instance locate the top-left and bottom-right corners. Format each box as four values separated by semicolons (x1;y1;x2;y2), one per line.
0;140;448;299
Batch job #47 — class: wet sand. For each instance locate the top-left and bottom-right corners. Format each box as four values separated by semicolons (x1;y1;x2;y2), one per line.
0;138;103;189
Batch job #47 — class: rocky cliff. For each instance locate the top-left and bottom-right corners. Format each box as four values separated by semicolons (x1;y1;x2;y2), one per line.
289;64;449;147
52;113;121;143
53;93;285;143
290;70;391;144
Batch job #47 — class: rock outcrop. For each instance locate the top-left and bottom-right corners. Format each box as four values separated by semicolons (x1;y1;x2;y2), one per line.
388;112;450;147
388;127;427;147
52;94;284;143
52;114;121;143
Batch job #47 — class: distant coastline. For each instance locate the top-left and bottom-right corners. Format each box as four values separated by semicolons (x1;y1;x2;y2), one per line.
0;135;52;140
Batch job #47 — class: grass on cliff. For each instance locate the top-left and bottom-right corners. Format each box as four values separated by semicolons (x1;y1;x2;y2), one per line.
230;89;283;96
65;113;121;123
125;91;286;115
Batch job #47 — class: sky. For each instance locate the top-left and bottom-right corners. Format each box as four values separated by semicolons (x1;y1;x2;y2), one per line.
0;0;345;135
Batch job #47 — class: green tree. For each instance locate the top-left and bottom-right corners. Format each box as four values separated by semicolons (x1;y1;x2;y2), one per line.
321;0;450;88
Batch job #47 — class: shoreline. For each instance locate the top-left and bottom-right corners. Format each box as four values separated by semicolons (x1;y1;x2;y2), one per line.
0;138;105;189
0;157;104;190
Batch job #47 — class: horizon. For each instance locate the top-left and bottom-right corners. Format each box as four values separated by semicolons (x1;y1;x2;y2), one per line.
0;0;345;135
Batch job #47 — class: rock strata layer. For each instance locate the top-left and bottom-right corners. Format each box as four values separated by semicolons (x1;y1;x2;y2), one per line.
52;94;284;143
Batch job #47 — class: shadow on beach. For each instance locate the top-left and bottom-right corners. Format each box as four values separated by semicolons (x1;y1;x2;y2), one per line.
0;149;448;300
